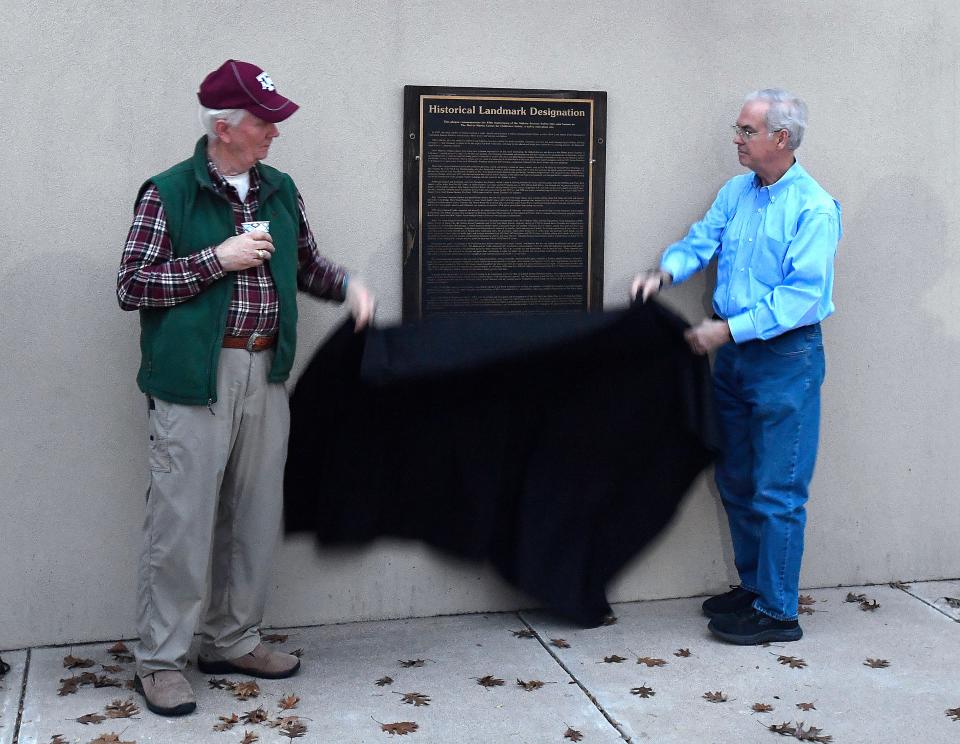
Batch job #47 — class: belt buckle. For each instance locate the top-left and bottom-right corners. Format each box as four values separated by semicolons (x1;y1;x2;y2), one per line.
245;332;263;352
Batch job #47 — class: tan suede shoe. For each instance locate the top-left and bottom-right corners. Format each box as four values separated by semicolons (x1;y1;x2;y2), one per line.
134;670;197;716
197;643;301;679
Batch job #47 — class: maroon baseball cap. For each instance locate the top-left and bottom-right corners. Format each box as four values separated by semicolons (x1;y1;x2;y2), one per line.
197;59;299;123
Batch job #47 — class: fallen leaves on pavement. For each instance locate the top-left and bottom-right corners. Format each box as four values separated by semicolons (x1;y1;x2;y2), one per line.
476;675;505;688
631;685;655;698
516;679;544;691
703;690;728;703
775;655;807;669
398;691;431;706
752;702;774;712
864;658;890;668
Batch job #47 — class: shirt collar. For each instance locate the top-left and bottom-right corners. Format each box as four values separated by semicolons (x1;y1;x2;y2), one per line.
206;159;261;197
754;160;804;200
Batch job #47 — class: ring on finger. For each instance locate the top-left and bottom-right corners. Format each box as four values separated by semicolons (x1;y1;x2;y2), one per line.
257;249;265;260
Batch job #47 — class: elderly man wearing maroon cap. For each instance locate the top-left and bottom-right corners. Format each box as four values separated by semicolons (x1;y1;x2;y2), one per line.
117;60;376;716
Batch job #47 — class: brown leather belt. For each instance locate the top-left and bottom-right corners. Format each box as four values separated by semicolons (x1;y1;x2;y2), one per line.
222;333;276;352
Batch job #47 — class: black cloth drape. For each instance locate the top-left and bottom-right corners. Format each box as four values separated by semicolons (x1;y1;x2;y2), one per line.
284;301;719;626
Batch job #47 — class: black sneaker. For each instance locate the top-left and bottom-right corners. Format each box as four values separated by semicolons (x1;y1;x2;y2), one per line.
701;586;757;618
707;606;802;645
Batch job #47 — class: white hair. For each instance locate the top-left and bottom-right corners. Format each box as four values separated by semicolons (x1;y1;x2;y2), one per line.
198;106;247;140
744;89;808;151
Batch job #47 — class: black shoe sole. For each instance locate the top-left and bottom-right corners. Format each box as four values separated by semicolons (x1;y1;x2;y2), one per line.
196;656;301;680
133;675;197;717
707;622;803;646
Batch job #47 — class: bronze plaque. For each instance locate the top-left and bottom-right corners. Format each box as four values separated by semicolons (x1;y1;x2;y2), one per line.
403;86;606;319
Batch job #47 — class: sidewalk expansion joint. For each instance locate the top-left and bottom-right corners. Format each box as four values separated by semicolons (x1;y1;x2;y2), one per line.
516;613;632;743
12;648;30;744
899;587;960;623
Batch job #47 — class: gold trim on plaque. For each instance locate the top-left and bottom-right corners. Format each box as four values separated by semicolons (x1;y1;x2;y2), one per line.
418;94;596;316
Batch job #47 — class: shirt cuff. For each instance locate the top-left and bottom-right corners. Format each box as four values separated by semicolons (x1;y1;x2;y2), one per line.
727;311;757;343
193;246;226;285
659;255;686;285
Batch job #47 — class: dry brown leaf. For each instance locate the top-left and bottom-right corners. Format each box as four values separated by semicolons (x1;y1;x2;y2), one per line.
58;676;81;696
673;648;692;657
101;664;123;673
551;638;571;649
798;595;816;605
888;581;911;590
241;732;259;744
516;679;544;691
511;628;536;639
241;707;268;724
94;675;123;689
278;694;300;710
703;690;728;703
398;691;431;706
380;720;418;736
63;654;95;669
49;736;69;744
89;734;135;744
631;685;655;698
108;642;130;654
113;653;135;663
124;678;136;690
476;675;505;688
636;656;667;667
564;727;584;741
105;698;140;719
261;633;288;644
398;659;427;668
844;592;866;603
776;655;807;669
864;658;890;668
796;702;817;711
769;721;794;734
76;712;107;724
233;681;261;700
859;599;881;612
214;713;239;731
290;648;304;658
798;606;815;615
752;702;774;712
208;677;235;689
78;672;98;686
279;718;308;739
376;676;394;687
791;722;833;742
603;654;627;663
265;716;302;729
945;706;960;721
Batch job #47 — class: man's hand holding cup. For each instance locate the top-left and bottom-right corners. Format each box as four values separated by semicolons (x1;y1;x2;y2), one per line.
216;221;273;271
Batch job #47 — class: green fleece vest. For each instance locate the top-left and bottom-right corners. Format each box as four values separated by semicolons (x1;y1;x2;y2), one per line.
135;137;299;405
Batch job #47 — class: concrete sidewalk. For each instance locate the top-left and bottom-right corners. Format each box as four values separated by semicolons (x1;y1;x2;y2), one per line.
2;581;958;744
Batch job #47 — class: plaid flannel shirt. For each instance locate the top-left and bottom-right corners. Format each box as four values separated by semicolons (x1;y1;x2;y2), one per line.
118;160;346;336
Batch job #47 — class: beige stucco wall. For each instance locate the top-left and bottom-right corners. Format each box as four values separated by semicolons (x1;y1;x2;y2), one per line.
1;0;957;650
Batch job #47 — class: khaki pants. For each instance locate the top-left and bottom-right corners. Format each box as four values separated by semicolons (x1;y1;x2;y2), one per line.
135;348;289;675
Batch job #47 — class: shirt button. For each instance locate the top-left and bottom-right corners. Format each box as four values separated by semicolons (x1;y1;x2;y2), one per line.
757;208;762;212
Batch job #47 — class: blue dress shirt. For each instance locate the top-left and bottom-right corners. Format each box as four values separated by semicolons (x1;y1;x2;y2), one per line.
660;161;841;342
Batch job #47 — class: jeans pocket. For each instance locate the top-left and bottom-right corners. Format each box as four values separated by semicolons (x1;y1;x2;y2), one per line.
764;328;813;358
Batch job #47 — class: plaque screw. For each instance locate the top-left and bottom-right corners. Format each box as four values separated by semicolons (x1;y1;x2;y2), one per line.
409;132;416;139
597;137;604;144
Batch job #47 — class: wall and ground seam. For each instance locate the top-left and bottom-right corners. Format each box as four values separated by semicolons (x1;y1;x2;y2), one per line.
1;0;957;650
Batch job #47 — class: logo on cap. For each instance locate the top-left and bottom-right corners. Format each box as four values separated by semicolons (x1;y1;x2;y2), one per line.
256;72;276;91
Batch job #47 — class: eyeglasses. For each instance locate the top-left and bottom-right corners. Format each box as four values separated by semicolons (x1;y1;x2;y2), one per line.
731;125;784;141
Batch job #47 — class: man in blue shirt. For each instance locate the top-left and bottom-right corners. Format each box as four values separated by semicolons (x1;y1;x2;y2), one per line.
632;89;841;644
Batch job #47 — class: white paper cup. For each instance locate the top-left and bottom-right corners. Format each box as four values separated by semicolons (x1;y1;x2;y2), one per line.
241;220;270;234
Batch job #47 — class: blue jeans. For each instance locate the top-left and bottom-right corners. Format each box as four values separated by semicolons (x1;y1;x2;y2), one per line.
712;323;825;621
